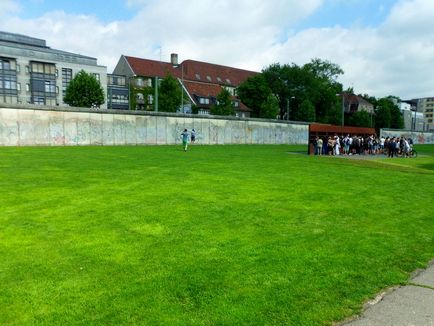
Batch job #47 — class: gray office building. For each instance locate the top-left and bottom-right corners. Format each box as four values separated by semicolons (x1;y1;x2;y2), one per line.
0;31;107;108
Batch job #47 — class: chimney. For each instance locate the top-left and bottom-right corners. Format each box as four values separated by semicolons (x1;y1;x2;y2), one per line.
171;53;178;65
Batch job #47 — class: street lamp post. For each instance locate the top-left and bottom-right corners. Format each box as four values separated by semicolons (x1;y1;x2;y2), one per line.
154;76;158;112
337;93;344;127
180;63;184;112
286;96;295;120
341;94;344;127
286;98;289;120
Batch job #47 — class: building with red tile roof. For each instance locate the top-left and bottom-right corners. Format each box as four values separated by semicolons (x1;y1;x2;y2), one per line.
113;54;258;116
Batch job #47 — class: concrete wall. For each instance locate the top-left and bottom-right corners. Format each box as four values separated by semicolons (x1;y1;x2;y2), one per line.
0;105;309;146
380;129;434;144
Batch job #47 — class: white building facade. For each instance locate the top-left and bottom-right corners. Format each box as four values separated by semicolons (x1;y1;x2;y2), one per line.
0;31;107;109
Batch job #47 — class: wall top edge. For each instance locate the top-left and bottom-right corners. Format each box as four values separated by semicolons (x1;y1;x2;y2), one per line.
0;104;309;126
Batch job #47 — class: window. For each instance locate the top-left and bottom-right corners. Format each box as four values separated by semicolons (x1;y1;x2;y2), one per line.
31;62;55;75
0;59;11;70
62;68;72;92
199;97;210;105
217;77;222;83
45;80;56;94
206;75;212;82
226;78;231;84
26;84;30;92
195;74;201;80
17;83;21;92
108;75;126;86
33;96;46;105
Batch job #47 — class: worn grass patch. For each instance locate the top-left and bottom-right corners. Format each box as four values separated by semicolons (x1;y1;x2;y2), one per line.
0;144;433;325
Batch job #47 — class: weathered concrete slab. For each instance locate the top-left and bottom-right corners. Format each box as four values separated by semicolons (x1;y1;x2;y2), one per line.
17;109;35;146
125;115;136;145
196;118;210;144
0;107;314;146
167;117;185;145
156;116;167;145
135;115;147;145
89;113;103;145
146;116;157;144
102;114;114;145
48;111;64;146
0;108;19;146
113;114;126;145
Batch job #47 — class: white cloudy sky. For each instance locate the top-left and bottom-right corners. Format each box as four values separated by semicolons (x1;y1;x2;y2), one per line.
1;0;433;99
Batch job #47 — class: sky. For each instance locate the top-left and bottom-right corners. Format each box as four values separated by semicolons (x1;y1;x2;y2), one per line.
1;0;433;100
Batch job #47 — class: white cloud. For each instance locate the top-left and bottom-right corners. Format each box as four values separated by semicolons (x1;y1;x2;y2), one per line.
0;0;21;17
0;0;433;99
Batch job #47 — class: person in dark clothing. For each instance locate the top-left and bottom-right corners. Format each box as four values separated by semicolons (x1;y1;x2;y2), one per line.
388;137;396;157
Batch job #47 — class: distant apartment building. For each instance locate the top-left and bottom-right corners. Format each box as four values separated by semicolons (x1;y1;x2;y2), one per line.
113;53;257;117
0;31;108;108
400;100;424;131
418;97;434;131
404;97;434;131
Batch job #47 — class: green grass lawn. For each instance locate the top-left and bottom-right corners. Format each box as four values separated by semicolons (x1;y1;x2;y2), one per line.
1;144;433;325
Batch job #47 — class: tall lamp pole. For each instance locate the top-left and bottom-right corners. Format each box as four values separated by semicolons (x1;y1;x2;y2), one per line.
181;63;184;112
341;93;345;127
154;76;158;112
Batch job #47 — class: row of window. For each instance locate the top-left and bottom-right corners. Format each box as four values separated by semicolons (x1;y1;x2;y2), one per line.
198;96;240;107
194;73;232;85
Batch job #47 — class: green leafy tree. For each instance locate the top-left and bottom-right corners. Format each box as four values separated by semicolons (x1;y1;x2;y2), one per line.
323;103;342;125
158;74;181;112
348;110;372;127
375;97;403;129
210;88;234;116
295;99;316;122
237;74;272;118
260;94;280;119
64;70;105;108
261;59;343;122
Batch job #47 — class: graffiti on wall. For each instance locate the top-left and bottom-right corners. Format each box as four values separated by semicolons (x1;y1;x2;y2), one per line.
0;108;310;146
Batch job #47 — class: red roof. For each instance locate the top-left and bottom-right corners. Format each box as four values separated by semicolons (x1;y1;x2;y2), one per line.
181;60;257;86
125;56;179;78
124;55;256;112
124;56;257;86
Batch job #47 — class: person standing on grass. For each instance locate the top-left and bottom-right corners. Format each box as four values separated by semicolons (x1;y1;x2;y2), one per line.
181;129;189;152
191;129;196;143
388;137;396;157
316;137;323;155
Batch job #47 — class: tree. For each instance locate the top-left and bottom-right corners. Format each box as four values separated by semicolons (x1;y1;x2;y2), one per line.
347;110;372;127
375;97;404;129
210;88;234;116
295;99;316;122
260;94;280;119
158;74;181;112
261;59;343;122
64;70;105;108
237;74;273;118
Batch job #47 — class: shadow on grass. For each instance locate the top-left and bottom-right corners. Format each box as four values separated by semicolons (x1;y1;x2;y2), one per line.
417;163;434;171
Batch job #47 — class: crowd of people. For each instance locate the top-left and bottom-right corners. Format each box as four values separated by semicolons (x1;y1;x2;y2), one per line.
312;134;414;157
